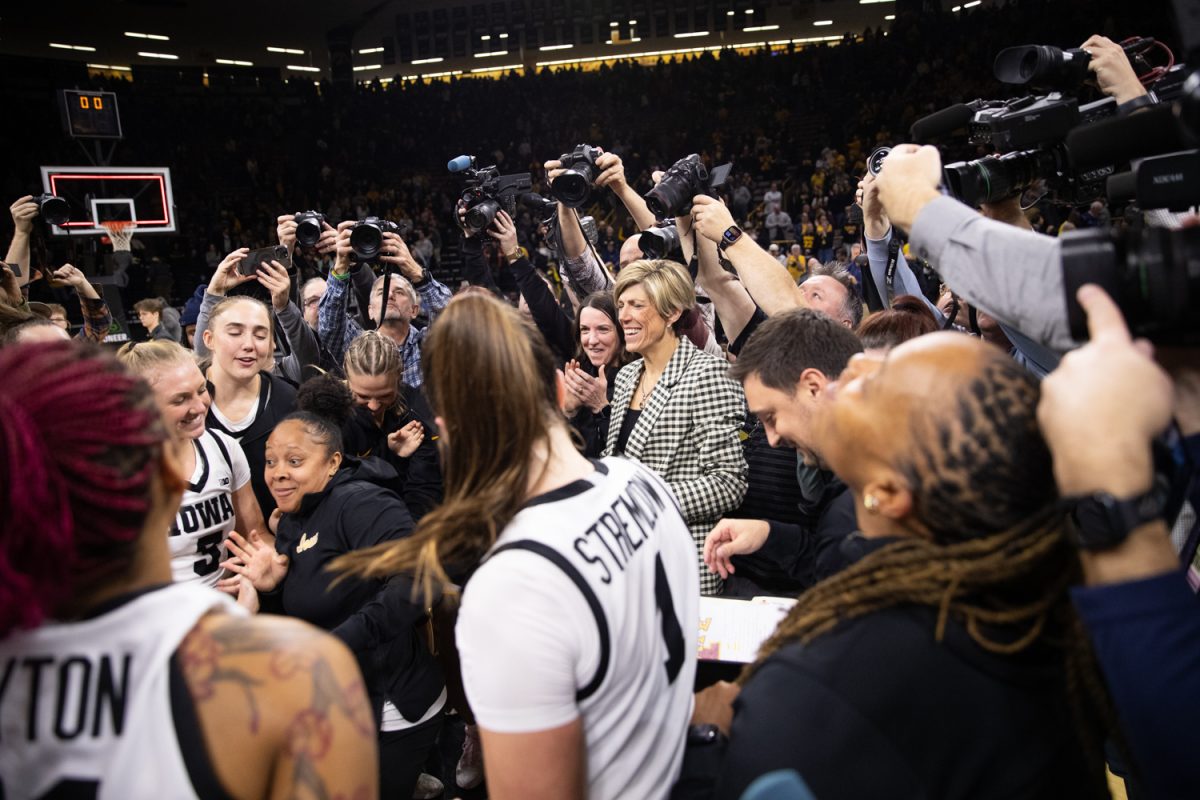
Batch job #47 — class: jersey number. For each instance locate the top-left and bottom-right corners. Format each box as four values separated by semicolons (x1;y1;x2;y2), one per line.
0;778;99;799
193;531;223;577
654;554;685;684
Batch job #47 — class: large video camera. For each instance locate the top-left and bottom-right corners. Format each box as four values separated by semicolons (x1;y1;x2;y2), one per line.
913;38;1187;206
448;155;533;235
1062;225;1199;345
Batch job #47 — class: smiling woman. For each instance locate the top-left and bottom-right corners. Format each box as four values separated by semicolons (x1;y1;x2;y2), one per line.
605;259;748;596
117;340;265;589
202;296;297;517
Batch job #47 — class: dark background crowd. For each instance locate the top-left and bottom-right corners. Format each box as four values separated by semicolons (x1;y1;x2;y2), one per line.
0;0;1179;329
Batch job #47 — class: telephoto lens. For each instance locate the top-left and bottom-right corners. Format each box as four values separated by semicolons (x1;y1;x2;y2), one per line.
644;154;707;218
867;147;892;176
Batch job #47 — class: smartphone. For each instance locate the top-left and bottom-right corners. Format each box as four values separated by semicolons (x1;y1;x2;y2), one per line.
238;245;291;277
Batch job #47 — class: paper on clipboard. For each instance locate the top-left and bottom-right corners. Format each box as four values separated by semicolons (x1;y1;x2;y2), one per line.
697;596;798;663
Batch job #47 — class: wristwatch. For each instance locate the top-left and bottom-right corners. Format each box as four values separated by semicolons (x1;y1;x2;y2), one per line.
686;723;727;747
1070;483;1167;551
717;225;744;254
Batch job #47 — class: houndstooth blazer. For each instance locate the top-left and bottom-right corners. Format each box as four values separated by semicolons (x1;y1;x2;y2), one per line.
604;336;748;595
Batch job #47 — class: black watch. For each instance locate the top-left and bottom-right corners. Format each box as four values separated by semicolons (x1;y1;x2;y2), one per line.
686;723;727;747
717;225;744;253
1071;483;1167;551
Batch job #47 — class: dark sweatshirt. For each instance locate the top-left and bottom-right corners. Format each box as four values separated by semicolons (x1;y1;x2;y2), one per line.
272;456;443;722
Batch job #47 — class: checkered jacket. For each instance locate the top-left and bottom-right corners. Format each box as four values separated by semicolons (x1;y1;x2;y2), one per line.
605;336;748;595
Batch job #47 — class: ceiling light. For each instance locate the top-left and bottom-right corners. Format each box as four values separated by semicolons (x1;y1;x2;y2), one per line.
50;43;96;52
125;31;170;41
473;50;510;57
813;20;833;26
288;65;321;72
499;33;509;38
610;21;619;27
727;10;735;15
481;34;492;40
412;57;444;65
629;19;637;25
215;58;254;66
745;9;754;14
87;63;132;71
744;24;780;32
138;52;179;59
353;64;382;71
267;47;304;55
358;47;384;54
963;1;981;6
471;64;522;74
951;5;962;10
674;31;710;38
539;44;574;51
885;14;896;19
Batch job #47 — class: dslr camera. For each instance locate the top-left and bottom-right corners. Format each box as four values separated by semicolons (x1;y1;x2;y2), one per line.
34;193;70;226
449;155;533;235
350;217;404;261
643;154;733;218
294;211;326;247
551;144;603;209
639;222;681;259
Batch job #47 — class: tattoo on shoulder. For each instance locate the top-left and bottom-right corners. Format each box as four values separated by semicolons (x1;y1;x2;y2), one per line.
180;615;375;800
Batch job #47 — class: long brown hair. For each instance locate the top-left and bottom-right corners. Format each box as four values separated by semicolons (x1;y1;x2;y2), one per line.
334;293;561;602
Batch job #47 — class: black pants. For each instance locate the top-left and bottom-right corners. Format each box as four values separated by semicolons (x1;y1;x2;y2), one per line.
380;715;444;799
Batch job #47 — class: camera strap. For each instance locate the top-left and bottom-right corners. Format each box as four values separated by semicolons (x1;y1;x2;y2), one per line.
884;236;901;308
377;267;392;330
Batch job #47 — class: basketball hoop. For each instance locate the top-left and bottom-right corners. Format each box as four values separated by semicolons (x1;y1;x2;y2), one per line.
101;220;134;252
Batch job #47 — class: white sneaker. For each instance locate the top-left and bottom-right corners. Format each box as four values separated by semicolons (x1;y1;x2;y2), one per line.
456;724;484;789
412;772;444;799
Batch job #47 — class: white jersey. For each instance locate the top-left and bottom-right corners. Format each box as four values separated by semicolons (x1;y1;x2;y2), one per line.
0;583;240;800
170;430;251;588
456;457;700;800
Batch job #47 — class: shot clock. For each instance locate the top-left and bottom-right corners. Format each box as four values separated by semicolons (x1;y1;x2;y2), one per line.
59;89;123;139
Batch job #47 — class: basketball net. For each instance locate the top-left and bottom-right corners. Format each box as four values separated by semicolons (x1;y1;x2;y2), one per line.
102;220;135;252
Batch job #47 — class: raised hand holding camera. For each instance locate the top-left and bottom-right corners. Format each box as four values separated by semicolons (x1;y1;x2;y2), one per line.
378;232;423;282
873;144;943;232
486;210;520;259
256;260;292;312
208;247;257;296
690;194;736;244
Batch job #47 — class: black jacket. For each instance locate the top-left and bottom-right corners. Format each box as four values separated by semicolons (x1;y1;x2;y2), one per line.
716;540;1105;800
271;456;443;723
568;363;619;459
206;370;297;518
339;384;443;520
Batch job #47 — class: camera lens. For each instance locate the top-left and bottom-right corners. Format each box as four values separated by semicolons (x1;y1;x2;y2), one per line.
297;219;322;247
867;147;892;176
552;170;593;209
350;223;383;260
638;225;680;259
465;199;500;233
38;195;70;227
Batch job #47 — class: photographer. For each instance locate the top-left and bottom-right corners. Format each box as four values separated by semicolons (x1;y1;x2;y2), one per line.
544;149;652;293
5;195;38;288
690;195;862;329
858;169;1058;374
317;222;451;389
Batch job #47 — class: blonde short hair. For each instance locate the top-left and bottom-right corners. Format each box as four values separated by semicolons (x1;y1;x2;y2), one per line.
612;259;694;328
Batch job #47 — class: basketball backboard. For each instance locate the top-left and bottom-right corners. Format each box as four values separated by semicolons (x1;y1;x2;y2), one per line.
38;166;177;236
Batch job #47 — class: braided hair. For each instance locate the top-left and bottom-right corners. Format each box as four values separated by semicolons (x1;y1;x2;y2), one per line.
743;349;1117;786
0;342;168;635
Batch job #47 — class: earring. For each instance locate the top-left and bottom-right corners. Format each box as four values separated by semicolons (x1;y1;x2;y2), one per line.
863;494;880;513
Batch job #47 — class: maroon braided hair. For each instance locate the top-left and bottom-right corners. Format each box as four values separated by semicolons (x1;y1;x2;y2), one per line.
0;342;168;636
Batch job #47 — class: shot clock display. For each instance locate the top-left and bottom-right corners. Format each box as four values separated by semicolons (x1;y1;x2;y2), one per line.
59;89;123;139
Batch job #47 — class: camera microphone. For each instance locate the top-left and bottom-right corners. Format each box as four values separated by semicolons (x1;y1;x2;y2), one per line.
447;155;473;173
910;103;976;143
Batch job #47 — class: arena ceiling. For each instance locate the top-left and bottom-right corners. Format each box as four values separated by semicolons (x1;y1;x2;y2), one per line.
3;0;937;82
